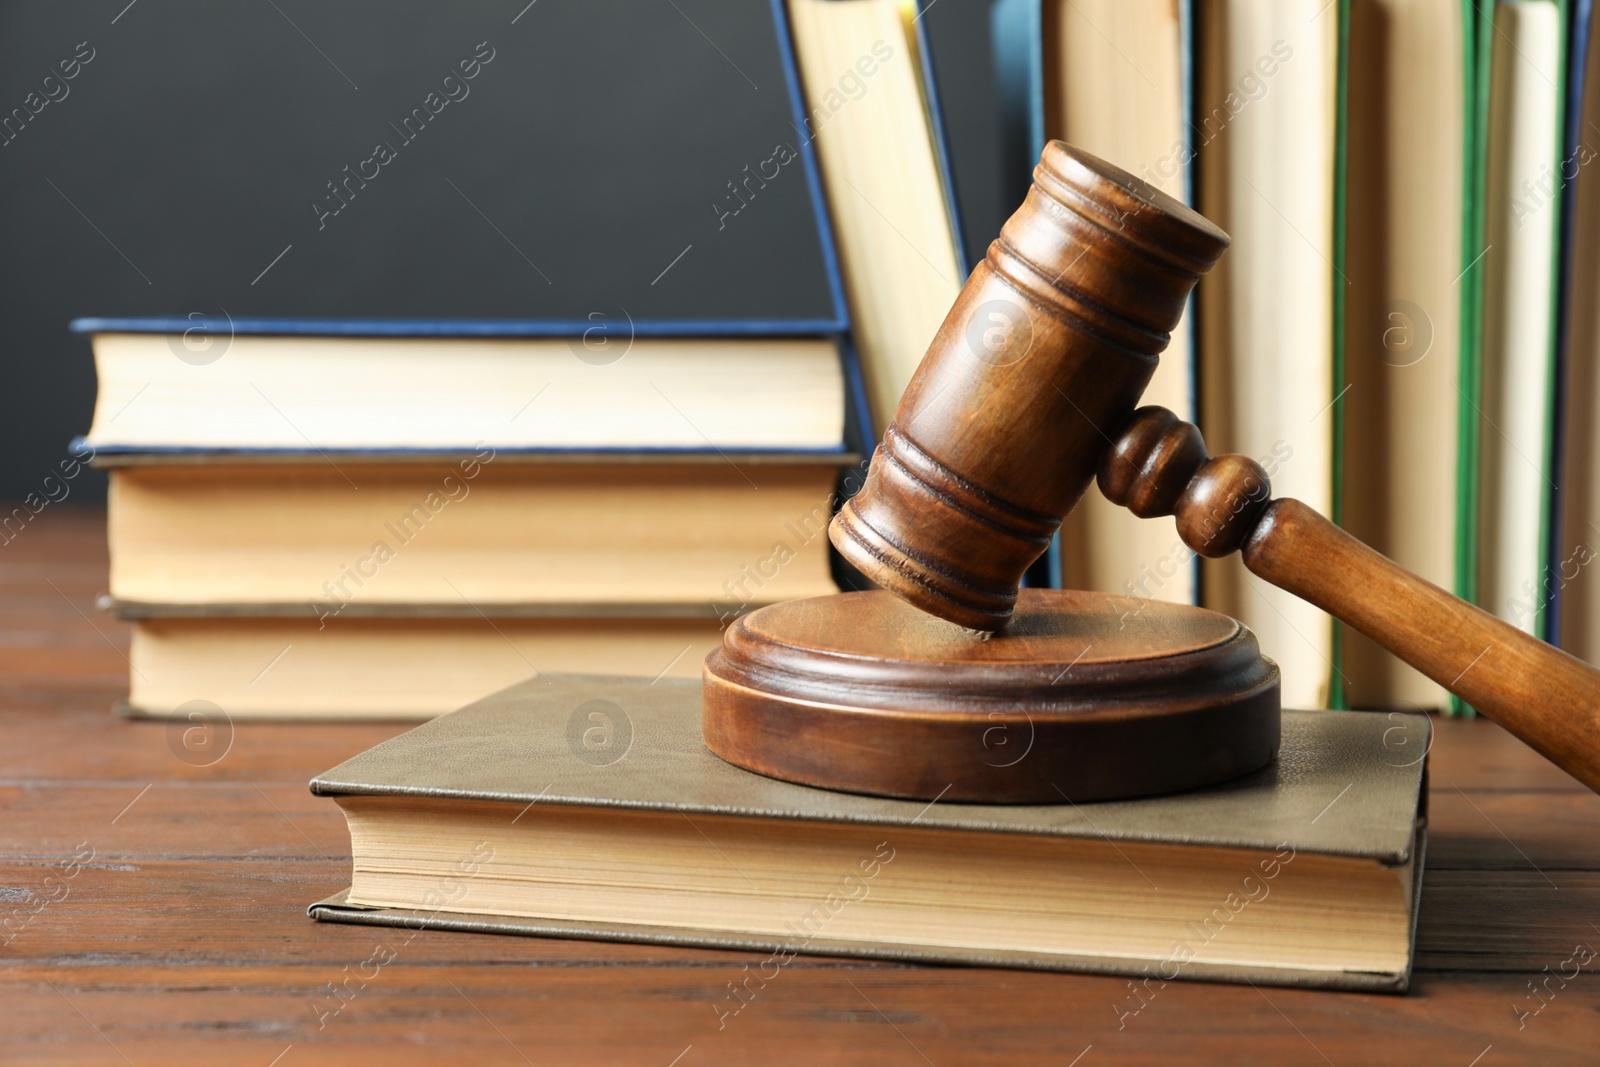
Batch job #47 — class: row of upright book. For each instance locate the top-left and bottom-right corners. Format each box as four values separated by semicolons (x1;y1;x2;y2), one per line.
79;0;1600;718
977;0;1600;716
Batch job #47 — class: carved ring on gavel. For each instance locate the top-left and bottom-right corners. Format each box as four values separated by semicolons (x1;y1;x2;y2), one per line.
702;140;1600;804
1100;406;1271;559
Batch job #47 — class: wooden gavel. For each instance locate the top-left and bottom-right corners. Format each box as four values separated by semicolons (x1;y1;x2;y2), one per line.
831;141;1600;795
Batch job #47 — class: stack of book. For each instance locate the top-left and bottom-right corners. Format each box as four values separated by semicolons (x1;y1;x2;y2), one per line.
75;0;877;721
79;325;856;719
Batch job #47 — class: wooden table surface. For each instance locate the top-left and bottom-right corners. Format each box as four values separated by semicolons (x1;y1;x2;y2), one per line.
4;508;1599;1065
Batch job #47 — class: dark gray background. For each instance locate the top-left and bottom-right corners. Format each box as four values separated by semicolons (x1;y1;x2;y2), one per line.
0;0;1003;501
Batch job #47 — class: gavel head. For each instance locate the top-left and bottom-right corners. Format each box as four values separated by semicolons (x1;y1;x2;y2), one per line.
829;141;1231;630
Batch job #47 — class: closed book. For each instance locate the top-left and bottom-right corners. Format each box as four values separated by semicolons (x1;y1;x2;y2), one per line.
1557;0;1600;662
114;614;725;720
17;0;875;491
1334;0;1467;711
1193;0;1340;711
786;0;967;434
96;456;848;611
1473;0;1566;643
309;674;1429;991
76;330;853;455
58;0;885;469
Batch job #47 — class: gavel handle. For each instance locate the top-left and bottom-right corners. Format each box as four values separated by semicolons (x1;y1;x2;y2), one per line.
1247;499;1600;789
1101;406;1600;792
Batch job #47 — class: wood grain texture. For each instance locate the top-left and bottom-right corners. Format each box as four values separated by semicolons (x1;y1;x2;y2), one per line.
1242;497;1600;794
4;508;1600;1064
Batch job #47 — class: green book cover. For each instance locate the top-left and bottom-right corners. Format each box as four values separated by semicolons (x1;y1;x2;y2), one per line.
1449;0;1490;716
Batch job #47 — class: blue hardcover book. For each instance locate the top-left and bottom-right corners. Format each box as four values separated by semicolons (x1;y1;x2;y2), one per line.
1547;0;1595;645
991;0;1047;213
74;327;862;459
72;0;878;462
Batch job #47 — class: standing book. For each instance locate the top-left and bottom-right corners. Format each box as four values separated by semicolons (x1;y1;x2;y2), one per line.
1193;0;1340;710
786;0;969;436
1472;0;1567;644
990;0;1199;605
1334;0;1467;711
1557;0;1600;662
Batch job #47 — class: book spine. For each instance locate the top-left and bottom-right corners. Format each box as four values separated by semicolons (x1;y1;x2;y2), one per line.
1329;0;1352;709
1451;0;1493;716
1537;0;1575;643
767;0;853;337
913;1;971;273
1550;0;1597;647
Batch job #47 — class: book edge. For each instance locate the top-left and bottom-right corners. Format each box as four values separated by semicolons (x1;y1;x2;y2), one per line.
82;441;858;465
70;316;852;337
306;710;1428;867
104;597;760;621
304;888;1412;992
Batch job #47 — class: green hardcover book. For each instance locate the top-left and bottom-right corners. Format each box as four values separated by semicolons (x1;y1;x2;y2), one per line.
309;674;1429;992
1457;0;1568;714
1333;0;1468;712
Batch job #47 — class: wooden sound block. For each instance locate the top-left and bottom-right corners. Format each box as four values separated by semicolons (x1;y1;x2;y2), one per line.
702;589;1280;803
